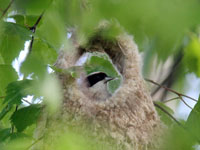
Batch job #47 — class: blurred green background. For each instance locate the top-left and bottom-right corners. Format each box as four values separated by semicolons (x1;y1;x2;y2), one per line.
0;0;200;149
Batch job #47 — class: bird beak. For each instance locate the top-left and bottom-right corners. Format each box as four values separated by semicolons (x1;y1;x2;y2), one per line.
105;77;115;83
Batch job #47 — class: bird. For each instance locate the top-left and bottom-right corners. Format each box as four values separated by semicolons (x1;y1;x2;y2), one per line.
80;71;115;101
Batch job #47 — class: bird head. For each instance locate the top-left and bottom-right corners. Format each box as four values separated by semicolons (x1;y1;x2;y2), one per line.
78;72;115;101
86;72;114;87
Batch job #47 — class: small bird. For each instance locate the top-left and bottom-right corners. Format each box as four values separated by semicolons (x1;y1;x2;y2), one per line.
79;72;115;101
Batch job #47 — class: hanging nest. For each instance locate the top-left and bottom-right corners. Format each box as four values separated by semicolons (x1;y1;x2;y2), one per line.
33;23;164;150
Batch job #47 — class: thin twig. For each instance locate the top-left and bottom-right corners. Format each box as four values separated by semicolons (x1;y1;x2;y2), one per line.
145;79;197;102
0;0;15;19
28;12;44;54
0;96;5;99
163;97;180;103
179;96;193;109
163;96;193;109
153;102;183;127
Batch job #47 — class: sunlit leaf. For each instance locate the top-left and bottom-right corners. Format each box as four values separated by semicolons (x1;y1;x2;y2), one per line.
20;39;57;78
30;39;57;65
21;55;46;79
36;7;66;51
0;22;31;64
184;35;200;77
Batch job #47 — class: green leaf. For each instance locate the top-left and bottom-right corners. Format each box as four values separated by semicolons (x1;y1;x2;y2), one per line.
0;22;32;64
8;132;31;141
0;105;12;121
184;35;200;77
20;39;57;78
160;125;194;150
21;55;46;79
30;39;57;65
85;54;118;76
186;95;200;142
0;65;17;97
13;0;51;15
154;101;174;126
0;0;10;17
50;66;83;78
3;80;33;105
35;7;66;51
9;14;42;28
9;15;25;26
0;80;33;120
10;104;41;132
0;128;11;142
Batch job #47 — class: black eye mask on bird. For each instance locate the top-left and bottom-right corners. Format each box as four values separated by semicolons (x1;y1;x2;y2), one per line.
86;72;114;87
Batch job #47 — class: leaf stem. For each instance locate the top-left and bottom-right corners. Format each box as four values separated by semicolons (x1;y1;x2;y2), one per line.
163;97;180;103
11;105;18;133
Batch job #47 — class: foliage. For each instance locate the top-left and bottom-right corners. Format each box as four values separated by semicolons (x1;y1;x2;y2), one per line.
10;104;41;132
0;0;200;149
184;35;200;77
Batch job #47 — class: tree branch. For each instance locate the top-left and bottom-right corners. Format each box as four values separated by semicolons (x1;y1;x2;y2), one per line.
145;78;197;102
29;12;44;32
0;0;15;19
